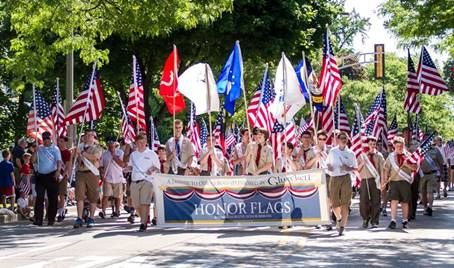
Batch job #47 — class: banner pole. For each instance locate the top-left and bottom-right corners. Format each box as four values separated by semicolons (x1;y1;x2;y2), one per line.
302;51;318;145
282;52;289;172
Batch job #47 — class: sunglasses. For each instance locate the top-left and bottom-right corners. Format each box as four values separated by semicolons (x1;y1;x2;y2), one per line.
318;138;327;141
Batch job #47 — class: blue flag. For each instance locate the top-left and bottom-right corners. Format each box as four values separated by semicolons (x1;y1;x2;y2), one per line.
294;58;311;102
217;41;244;115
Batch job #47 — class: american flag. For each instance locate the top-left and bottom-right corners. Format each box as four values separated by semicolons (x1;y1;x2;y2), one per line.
319;106;334;144
271;120;297;160
255;69;275;132
404;49;421;113
298;116;314;137
200;119;208;148
363;89;387;139
319;29;342;108
127;55;146;132
387;114;398;144
187;102;201;157
225;131;236;151
246;83;261;126
412;114;421;142
51;81;67;137
65;65;105;125
27;89;55;144
350;107;364;158
334;97;350;133
149;116;161;151
118;93;135;144
213;108;225;153
416;46;448;96
408;132;437;165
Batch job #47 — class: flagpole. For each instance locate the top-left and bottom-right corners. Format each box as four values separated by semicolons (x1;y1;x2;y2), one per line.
282;52;289;172
55;77;60;142
237;40;251;139
172;44;177;138
205;64;213;137
302;51;318;145
133;55;140;134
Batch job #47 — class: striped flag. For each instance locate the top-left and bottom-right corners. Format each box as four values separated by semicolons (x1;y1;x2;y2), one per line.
363;89;387;139
254;69;275;132
51;82;67;137
350;107;364;158
387;114;398;144
26;89;55;144
417;46;448;96
271;121;297;160
200;119;208;149
319;106;334;143
246;83;261;126
127;55;146;132
334;97;350;133
412;114;421;142
65;65;105;125
149;116;161;151
187;102;202;157
225;131;236;151
118;93;135;144
213;108;225;153
408;132;437;165
298;116;314;137
404;49;421;113
319;29;342;108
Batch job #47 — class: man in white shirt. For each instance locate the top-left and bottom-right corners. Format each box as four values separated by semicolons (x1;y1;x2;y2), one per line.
99;137;125;218
128;134;160;232
326;131;358;236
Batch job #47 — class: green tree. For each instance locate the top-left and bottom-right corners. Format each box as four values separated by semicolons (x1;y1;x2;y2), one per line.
379;0;454;56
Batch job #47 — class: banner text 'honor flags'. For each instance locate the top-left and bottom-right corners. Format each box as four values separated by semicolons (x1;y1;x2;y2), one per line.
334;97;350;133
118;93;135;144
417;46;448;96
65;67;105;126
159;48;186;114
127;55;146;131
270;53;306;123
350;108;363;158
320;29;342;108
51;82;67;137
255;69;276;132
387;114;398;144
187;102;202;157
217;41;244;115
178;63;219;115
363;89;387;139
246;81;262;126
404;49;421;113
27;90;55;144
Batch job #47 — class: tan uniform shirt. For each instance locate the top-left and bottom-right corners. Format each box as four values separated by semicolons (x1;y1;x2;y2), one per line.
199;147;228;176
295;146;316;169
246;142;273;174
232;142;248;175
420;147;444;173
383;152;413;182
165;136;194;170
359;151;385;179
77;143;102;172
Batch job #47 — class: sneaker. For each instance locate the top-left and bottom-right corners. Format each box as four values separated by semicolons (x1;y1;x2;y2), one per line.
324;224;333;231
151;218;157;226
87;217;95;228
388;220;396;229
73;218;83;229
124;205;131;213
33;221;43;227
111;211;120;218
443;190;448;198
424;207;433;216
47;221;55;226
338;226;345;236
402;220;409;229
127;215;135;224
362;220;369;229
57;215;64;222
370;223;378;229
139;223;147;232
98;211;105;219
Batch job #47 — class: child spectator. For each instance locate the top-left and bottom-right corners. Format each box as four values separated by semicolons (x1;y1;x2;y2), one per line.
0;150;16;211
18;153;32;201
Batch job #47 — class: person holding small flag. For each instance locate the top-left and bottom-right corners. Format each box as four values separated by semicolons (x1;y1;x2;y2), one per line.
199;133;229;176
294;131;316;170
382;136;417;229
165;119;194;175
275;143;299;173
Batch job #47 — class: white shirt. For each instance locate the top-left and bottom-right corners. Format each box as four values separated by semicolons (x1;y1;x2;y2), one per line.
128;148;160;182
100;148;124;184
326;146;358;177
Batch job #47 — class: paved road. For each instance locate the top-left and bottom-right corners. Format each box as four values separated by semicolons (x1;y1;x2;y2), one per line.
1;193;454;267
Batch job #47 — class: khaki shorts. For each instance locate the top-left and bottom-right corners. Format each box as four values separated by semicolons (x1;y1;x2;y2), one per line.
388;180;411;203
130;180;153;206
103;181;123;198
75;171;99;203
420;173;438;195
329;174;352;207
58;176;68;196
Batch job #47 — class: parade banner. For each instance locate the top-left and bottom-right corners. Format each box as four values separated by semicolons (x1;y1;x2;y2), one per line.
153;169;330;227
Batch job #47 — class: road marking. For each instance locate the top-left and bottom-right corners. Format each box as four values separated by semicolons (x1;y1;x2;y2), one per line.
0;242;69;260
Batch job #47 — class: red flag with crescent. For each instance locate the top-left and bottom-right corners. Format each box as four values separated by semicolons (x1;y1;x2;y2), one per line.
159;48;186;114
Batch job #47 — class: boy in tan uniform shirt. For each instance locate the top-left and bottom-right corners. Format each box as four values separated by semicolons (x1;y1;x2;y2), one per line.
245;129;273;175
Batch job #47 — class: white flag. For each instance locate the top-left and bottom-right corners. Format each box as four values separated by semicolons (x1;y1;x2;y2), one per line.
178;63;220;115
270;53;306;123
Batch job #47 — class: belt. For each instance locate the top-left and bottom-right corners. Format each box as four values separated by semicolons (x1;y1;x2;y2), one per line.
132;180;145;183
423;170;437;175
